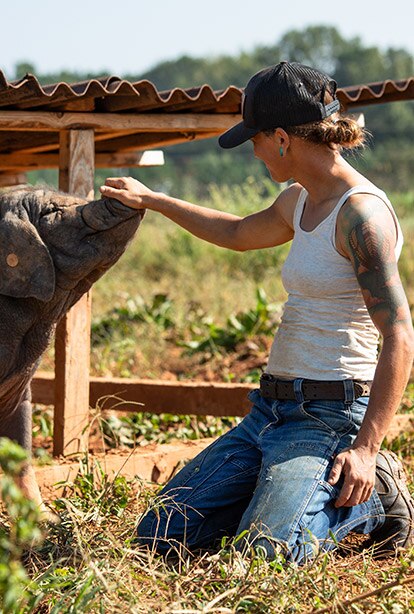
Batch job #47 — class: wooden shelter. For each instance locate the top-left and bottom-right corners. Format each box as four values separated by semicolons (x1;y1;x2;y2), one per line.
0;71;413;457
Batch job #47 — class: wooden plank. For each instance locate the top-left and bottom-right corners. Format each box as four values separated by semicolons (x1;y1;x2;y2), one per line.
1;128;221;162
54;129;94;457
34;440;213;494
32;372;414;438
96;150;164;168
0;111;241;133
33;372;254;416
7;130;139;156
0;150;165;171
0;172;27;186
95;131;221;154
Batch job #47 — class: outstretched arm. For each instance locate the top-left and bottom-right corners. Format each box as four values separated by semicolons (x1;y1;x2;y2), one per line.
329;194;414;507
100;177;295;251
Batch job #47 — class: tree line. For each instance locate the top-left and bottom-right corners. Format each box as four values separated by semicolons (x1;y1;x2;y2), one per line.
14;25;414;196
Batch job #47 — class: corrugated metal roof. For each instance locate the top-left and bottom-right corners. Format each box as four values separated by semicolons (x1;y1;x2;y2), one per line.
0;71;412;172
1;71;413;112
0;72;242;113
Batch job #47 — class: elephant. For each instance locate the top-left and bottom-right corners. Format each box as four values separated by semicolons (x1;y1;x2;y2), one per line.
0;185;143;512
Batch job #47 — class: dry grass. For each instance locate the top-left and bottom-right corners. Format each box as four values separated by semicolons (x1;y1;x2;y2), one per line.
12;453;414;613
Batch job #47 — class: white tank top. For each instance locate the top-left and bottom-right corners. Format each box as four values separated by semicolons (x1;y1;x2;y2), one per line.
266;185;403;381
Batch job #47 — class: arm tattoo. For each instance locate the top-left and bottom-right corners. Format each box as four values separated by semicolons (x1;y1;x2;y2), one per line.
344;210;409;330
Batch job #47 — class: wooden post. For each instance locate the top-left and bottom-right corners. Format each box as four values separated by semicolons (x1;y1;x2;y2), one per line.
53;129;94;456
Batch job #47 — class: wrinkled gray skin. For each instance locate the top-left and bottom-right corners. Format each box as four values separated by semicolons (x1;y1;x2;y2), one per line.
0;186;142;455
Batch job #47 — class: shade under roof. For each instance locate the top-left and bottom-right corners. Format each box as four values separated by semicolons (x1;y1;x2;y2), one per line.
0;71;412;173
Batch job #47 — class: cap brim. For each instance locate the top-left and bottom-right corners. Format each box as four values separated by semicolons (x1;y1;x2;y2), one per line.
218;121;260;149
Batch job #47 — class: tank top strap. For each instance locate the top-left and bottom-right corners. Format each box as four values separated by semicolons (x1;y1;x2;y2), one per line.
329;184;403;258
292;188;308;231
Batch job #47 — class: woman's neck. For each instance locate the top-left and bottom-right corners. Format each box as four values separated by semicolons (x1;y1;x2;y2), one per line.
291;145;370;207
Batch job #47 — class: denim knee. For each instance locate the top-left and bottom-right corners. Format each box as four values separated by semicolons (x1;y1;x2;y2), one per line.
234;529;318;565
136;509;170;554
136;506;194;555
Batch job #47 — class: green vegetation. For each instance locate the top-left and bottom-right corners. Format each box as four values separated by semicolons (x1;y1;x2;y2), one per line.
0;439;42;613
0;442;414;612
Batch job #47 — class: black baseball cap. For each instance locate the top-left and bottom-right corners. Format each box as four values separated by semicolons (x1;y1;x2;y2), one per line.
219;61;340;149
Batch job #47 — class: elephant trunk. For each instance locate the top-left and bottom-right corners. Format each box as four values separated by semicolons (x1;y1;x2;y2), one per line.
81;197;142;232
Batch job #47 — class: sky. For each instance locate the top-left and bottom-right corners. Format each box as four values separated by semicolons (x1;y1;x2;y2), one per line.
1;0;414;79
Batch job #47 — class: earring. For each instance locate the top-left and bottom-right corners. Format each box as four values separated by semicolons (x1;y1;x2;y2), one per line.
279;147;284;157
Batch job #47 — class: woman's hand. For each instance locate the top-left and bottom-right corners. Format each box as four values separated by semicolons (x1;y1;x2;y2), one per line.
328;446;377;507
100;177;156;209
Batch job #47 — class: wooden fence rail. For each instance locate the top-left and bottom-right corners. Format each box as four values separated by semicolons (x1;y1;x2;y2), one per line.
32;372;254;418
31;371;414;456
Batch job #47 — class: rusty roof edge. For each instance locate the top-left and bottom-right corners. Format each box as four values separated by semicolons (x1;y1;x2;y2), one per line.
339;78;414;102
0;70;413;108
0;70;244;105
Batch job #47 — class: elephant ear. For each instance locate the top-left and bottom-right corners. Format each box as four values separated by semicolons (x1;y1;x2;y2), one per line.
0;214;55;301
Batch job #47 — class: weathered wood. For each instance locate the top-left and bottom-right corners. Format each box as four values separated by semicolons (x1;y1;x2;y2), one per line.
0;111;241;132
34;440;213;494
0;150;164;171
96;150;164;168
9;130;139;155
1;128;222;165
54;129;94;457
0;172;27;186
33;371;254;416
95;131;221;154
32;372;414;437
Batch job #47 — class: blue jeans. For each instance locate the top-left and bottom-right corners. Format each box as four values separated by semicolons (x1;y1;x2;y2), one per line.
137;383;385;563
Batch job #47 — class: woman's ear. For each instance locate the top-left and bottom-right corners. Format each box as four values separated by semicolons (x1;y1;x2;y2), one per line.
275;128;290;153
0;214;55;301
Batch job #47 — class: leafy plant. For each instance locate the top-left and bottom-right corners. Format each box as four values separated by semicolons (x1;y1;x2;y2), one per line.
101;412;240;448
0;438;43;613
32;405;53;439
91;293;174;346
183;288;281;355
55;456;132;518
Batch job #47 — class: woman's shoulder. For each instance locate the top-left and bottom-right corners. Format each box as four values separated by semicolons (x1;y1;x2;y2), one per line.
271;182;305;229
336;186;399;253
274;183;305;225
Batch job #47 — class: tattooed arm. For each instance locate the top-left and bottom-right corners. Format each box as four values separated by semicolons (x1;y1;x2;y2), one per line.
328;193;414;508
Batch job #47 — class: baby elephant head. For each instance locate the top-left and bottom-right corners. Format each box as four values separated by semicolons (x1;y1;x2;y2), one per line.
0;209;55;302
0;186;143;305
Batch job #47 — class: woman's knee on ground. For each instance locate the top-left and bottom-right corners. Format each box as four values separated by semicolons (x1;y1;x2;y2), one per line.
136;503;199;554
234;524;328;565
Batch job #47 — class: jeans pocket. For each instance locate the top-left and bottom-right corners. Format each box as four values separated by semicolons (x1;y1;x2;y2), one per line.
318;479;340;500
299;401;354;436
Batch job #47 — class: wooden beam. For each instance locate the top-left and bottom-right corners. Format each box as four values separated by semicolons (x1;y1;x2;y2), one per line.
0;150;165;171
33;372;254;417
34;440;213;494
0;172;27;186
32;372;414;439
6;130;139;156
95;131;221;154
54;129;94;457
96;149;164;167
0;111;241;133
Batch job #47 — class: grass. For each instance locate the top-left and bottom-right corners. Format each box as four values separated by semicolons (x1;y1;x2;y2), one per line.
3;180;414;612
2;446;414;612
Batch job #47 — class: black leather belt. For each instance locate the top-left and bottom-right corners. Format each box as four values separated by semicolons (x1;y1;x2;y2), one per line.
259;374;372;401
